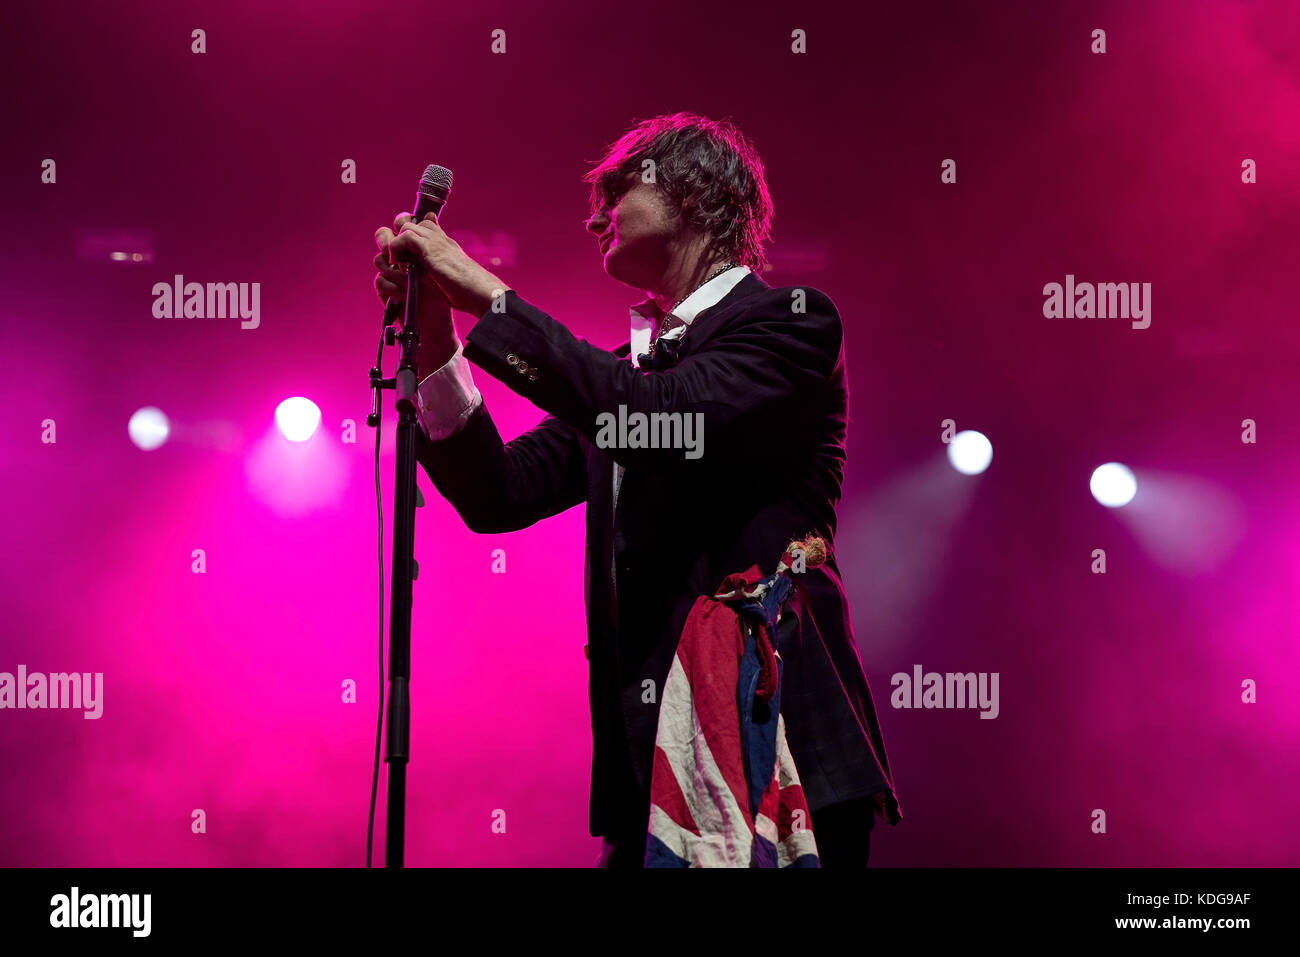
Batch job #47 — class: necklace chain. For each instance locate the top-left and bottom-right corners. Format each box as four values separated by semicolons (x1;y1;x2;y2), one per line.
658;261;736;338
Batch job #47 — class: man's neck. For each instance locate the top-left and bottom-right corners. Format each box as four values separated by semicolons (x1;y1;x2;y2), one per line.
650;244;731;316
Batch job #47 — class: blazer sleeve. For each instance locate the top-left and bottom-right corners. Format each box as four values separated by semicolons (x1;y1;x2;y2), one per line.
415;402;587;534
461;286;843;469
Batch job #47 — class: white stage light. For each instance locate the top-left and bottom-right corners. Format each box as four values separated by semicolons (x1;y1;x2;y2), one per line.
1090;462;1137;507
275;397;321;442
128;406;170;450
947;430;993;475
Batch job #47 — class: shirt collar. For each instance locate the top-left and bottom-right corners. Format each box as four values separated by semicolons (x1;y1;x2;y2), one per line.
629;264;752;333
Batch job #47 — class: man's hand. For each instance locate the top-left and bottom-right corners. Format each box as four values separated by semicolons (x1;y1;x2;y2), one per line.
380;212;512;318
374;212;458;375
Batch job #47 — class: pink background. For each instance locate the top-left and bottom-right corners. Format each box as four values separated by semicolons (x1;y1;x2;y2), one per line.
1;0;1297;866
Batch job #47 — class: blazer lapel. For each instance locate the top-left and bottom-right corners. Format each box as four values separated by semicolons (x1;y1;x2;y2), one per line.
602;271;771;613
641;271;770;371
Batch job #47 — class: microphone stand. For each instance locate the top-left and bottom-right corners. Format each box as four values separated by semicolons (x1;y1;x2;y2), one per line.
367;260;423;868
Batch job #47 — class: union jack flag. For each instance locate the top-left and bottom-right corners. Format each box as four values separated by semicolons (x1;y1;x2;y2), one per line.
644;549;822;867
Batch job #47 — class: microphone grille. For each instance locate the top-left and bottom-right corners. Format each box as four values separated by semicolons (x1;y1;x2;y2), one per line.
420;164;453;197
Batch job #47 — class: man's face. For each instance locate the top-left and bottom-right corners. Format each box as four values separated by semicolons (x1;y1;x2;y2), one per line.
586;170;682;290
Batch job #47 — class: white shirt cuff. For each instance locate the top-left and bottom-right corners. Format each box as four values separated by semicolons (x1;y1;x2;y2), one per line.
415;339;482;440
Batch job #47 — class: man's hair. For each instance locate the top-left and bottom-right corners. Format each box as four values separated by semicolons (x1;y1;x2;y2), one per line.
582;112;775;273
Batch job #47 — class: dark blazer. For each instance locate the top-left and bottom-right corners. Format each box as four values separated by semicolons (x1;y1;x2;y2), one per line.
415;270;902;840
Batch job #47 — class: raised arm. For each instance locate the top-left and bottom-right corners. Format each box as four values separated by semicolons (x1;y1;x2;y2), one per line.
461;285;843;468
415;402;587;534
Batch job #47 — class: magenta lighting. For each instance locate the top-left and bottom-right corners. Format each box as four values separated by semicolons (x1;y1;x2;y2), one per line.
274;397;321;442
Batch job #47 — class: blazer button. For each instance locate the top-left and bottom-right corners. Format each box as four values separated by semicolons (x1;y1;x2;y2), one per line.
517;360;530;374
527;369;540;381
506;353;519;365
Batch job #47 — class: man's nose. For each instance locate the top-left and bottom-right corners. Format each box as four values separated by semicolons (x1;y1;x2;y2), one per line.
585;210;608;235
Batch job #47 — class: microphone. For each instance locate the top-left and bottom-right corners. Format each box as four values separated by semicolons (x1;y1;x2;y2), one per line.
383;163;454;327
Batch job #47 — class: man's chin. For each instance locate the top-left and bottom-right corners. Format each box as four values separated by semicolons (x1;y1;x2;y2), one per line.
602;250;643;289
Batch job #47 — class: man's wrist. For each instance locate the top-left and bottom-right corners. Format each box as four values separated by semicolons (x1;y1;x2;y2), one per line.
454;262;511;317
416;323;460;378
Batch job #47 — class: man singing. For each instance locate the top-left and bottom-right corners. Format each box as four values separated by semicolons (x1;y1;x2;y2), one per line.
373;112;901;867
